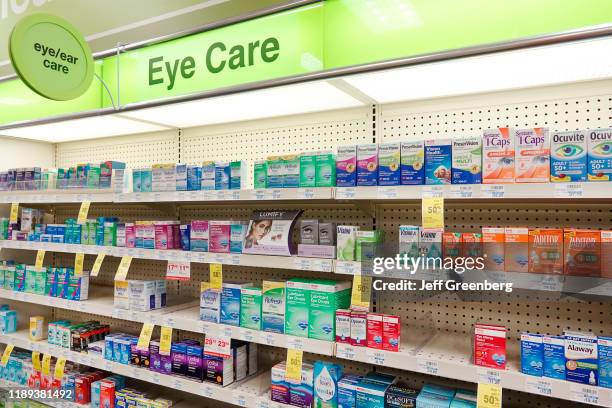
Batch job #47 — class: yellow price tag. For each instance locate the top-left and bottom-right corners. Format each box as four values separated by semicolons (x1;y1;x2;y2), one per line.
9;203;19;224
137;323;155;350
477;383;502;408
210;263;222;291
41;354;52;376
75;253;85;277
1;344;14;366
115;256;132;281
32;352;41;371
77;201;91;224
91;253;105;277
422;197;444;229
53;357;67;379
350;274;372;311
35;250;46;270
285;349;303;383
159;326;172;356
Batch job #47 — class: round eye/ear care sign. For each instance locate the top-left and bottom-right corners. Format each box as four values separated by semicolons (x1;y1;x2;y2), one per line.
9;13;94;101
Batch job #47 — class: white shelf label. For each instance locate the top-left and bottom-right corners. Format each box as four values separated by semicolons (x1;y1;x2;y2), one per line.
417;359;439;376
214;254;227;264
449;185;474;199
258;399;271;408
525;378;552;397
570;384;602;405
481;185;505;198
286;337;304;350
240;328;256;342
335;261;360;275
222;326;233;338
261;332;276;346
423;186;444;198
366;349;386;365
298;188;315;199
272;189;282;199
336;187;356;199
234;394;248;407
554;183;584;198
476;368;502;385
254;190;267;200
203;383;214;398
172;378;184;391
377;187;398;199
230;255;241;265
151;373;161;384
336;345;356;360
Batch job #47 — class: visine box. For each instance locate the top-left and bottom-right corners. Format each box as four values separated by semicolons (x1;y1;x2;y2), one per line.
314;361;343;408
285;278;311;338
262;280;286;333
521;333;543;376
587;128;612;181
598;336;612;389
551;130;587;182
452;137;482;184
357;144;378;186
220;282;253;326
420;228;443;259
336;146;357;187
515;127;550;183
564;331;598;385
483;128;515;184
399;225;420;259
378;143;401;186
424;139;452;185
337;225;360;261
400;141;424;185
543;335;565;380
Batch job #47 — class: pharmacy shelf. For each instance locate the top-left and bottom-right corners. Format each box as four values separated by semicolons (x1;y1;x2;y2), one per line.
0;330;272;408
0;379;83;408
0;189;115;204
0;241;334;273
335;332;611;407
0;288;335;357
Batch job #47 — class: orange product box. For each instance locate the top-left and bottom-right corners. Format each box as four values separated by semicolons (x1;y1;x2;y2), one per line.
483;127;515;184
563;229;600;277
482;227;505;271
462;232;483;258
442;232;462;259
504;227;529;273
515;127;550;183
601;231;612;279
528;228;563;274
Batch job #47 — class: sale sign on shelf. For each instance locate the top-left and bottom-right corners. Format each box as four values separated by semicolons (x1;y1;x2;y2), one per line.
204;335;231;358
166;261;191;280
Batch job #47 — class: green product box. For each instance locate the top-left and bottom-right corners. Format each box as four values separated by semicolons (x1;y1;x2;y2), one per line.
25;266;37;293
308;280;351;341
285;278;311;338
0;262;5;288
86;164;101;188
355;230;384;261
299;153;317;188
253;160;267;189
103;222;117;246
34;268;47;295
4;266;15;291
88;221;97;245
316;151;337;187
240;287;262;330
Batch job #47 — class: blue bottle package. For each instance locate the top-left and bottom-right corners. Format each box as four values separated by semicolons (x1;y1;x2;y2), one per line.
314;361;343;408
587;128;612;181
425;139;452;185
564;331;598;385
599;336;612;389
550;130;588;182
215;162;231;190
521;333;543;376
543;335;566;380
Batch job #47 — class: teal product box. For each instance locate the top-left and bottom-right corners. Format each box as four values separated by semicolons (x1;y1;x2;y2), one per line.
254;160;267;189
314;361;344;408
230;223;247;253
141;169;152;192
550;130;588;182
239;287;262;330
262;280;286;333
4;266;15;291
357;144;378;186
449;399;475;408
421;384;455;399
425;139;452;185
86;164;101;188
400;141;425;185
521;333;543;376
215;162;231;190
176;163;187;191
0;310;17;334
187;165;202;191
285;278;311;338
201;161;216;190
132;169;142;192
300;153;317;188
543;335;565;380
564;331;598;385
266;156;284;188
598;336;612;389
316;151;336;187
587;128;612;181
14;264;26;292
416;393;452;408
338;375;362;408
100;161;125;188
384;384;418;408
356;380;393;408
220;282;253;326
451;137;482;184
378;143;401;186
230;161;244;190
283;154;300;188
309;280;351;341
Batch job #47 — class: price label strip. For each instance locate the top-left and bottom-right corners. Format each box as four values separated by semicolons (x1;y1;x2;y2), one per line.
35;250;46;270
75;253;85;277
77;201;91;224
137;323;155;350
477;383;502;408
159;326;172;355
350;274;372;311
204;335;232;358
32;351;41;371
54;357;67;379
41;354;52;376
210;263;223;291
166;261;191;280
1;344;14;366
91;253;106;277
9;203;19;224
285;349;303;383
422;197;444;229
115;256;133;281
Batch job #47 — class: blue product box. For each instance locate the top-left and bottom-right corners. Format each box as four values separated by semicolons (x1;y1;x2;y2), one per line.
378;143;401;186
314;361;343;408
421;384;455;399
338;375;362;408
176;164;187;191
564;331;598;385
415;392;452;408
132;169;142;192
400;141;425;185
550;130;587;182
230;161;243;190
141;169;152;192
290;363;314;408
451;137;482;184
180;224;190;251
543;335;565;380
598;336;612;389
201;161;216;190
587;128;612;181
425;139;452;185
356;380;392;408
187;166;202;191
521;333;543;376
230;223;247;253
220;282;252;326
91;380;102;408
215;162;231;190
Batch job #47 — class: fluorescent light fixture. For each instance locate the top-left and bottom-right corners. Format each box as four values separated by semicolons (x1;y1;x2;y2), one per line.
0;115;169;142
343;35;612;104
120;80;364;128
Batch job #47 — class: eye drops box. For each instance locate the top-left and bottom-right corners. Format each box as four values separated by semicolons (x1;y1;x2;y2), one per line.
366;313;383;349
240;287;262;331
424;139;452;185
220;282;253;326
285;278;311;338
283;154;300;188
254;160;267;189
382;315;400;352
230;161;245;190
201;161;216;190
543;335;566;380
483;128;515;183
550;130;587;182
528;228;563;274
357;144;378;186
200;283;221;323
564;331;598;385
309;280;351;341
266;156;284;188
601;231;612;279
262;280;286;334
452;137;482;184
378;143;401;186
336;146;357;187
482;227;505;272
563;229;600;277
521;333;543;377
473;323;507;369
515;127;550;183
400;141;424;185
215;162;231;190
337;225;360;261
300;153;317;188
350;310;367;347
316;150;336;187
419;228;443;259
398;225;420;259
504;227;528;273
598;336;612;389
335;309;351;344
587;128;612;181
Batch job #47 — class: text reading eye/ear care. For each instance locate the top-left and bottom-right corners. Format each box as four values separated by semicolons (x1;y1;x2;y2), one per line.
148;37;280;90
33;42;80;74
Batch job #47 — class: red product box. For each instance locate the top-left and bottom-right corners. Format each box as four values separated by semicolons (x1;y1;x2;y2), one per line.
75;375;91;404
350;310;367;347
382;315;400;352
100;379;117;408
366;313;384;349
473;324;507;369
335;309;352;343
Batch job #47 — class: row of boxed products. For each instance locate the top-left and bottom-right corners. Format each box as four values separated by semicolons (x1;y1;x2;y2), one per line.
335;310;400;352
113;280;167;312
521;331;612;389
271;364;477;408
396;226;612;276
0;262;89;300
257;128;612;188
101;334;258;386
0;161;125;191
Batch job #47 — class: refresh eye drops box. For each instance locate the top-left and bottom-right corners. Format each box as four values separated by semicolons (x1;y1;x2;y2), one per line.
543;335;566;380
378;143;401;186
452;137;482;184
587;128;612;181
521;333;543;376
400;141;424;185
262;280;286;334
564;331;598;385
425;139;452;185
550;130;588;182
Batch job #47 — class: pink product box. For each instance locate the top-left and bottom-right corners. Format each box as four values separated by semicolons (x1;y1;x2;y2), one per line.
366;313;383;350
125;223;135;248
209;221;231;253
155;222;170;250
382;315;400;352
335;309;351;343
172;222;180;249
297;244;336;259
350;310;367;347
